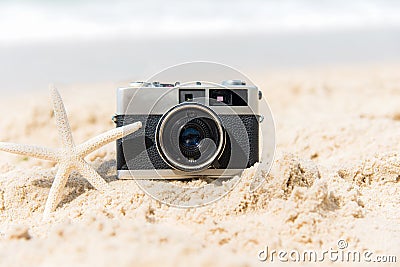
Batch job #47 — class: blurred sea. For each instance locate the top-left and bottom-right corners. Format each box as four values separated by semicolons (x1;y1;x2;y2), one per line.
0;0;400;91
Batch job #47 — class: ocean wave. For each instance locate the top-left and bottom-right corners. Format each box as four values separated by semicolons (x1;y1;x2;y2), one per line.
1;0;400;43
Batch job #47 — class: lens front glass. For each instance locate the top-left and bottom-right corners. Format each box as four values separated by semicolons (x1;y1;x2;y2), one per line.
179;118;217;161
180;126;201;148
179;123;202;161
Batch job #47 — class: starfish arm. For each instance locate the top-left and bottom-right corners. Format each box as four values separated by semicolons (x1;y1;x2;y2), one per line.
43;162;72;220
0;142;59;161
76;121;142;157
75;159;109;191
50;86;75;148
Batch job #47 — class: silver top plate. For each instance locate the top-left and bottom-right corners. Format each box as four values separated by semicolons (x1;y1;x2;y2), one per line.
116;83;260;115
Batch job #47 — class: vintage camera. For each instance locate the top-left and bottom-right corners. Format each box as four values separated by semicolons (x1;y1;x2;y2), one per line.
114;80;262;179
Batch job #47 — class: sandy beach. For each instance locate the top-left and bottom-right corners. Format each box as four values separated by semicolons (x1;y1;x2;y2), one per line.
0;65;399;266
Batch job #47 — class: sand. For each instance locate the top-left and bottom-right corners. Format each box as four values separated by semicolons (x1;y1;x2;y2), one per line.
0;65;399;266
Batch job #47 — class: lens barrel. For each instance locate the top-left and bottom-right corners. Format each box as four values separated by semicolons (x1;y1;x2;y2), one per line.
156;103;224;172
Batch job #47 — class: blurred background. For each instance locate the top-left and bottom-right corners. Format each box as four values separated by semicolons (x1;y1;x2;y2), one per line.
0;0;400;91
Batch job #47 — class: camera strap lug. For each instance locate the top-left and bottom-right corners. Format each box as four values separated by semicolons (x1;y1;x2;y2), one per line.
112;115;118;124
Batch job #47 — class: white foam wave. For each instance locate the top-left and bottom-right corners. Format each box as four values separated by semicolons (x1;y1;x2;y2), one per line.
1;0;400;44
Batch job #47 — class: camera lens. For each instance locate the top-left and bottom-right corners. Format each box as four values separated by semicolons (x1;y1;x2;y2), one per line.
178;118;213;161
156;103;224;172
180;126;201;148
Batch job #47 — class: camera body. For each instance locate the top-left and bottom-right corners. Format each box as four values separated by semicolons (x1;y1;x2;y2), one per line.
115;80;261;179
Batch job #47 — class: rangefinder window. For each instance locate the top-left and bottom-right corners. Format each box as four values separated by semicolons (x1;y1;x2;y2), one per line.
179;89;205;103
209;89;248;106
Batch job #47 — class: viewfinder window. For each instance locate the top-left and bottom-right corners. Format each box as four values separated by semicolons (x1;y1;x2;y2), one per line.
179;89;205;103
209;89;248;106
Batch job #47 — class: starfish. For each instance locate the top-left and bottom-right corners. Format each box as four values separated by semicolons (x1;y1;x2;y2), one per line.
0;86;141;220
